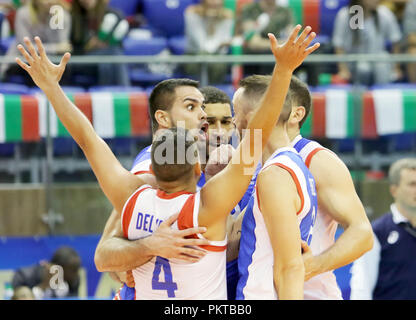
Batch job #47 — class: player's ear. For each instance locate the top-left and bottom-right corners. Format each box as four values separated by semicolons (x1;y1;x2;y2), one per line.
289;106;306;126
154;109;171;129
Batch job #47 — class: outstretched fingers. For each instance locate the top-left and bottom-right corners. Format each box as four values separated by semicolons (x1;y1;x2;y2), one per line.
15;57;30;73
17;43;33;64
23;37;39;61
287;24;302;44
304;42;320;56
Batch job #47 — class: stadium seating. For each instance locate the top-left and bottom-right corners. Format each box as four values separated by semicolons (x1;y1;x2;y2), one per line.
142;0;194;37
0;83;29;95
123;36;171;84
108;0;142;17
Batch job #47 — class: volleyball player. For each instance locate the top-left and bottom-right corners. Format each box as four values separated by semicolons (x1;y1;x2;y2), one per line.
16;25;319;299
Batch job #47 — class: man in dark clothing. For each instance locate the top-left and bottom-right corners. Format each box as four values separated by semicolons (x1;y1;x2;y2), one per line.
12;246;81;300
350;158;416;300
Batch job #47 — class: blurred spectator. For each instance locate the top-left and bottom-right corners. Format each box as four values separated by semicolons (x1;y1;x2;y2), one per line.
381;0;409;23
11;246;81;300
11;286;35;300
237;0;293;75
350;158;416;300
70;0;130;86
1;0;72;83
238;0;293;53
403;0;416;82
332;0;403;86
184;0;234;84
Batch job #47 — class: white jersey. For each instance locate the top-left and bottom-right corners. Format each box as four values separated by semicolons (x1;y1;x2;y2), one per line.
121;185;227;300
237;147;318;299
291;135;343;300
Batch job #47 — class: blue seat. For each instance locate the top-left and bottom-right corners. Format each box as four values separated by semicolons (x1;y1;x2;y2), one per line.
142;0;194;37
0;83;29;94
388;133;416;151
0;143;15;157
123;36;168;55
53;137;75;157
320;0;349;38
108;0;142;17
129;69;170;84
0;36;15;54
88;85;143;93
168;35;186;55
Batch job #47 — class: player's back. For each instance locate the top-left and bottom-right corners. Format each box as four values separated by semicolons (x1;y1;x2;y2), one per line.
292;135;343;300
236;147;318;300
121;185;227;300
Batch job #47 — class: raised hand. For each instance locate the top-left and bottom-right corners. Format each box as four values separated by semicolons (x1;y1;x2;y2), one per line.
268;25;320;73
15;37;71;91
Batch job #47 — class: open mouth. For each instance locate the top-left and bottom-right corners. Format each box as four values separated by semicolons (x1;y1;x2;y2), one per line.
198;122;209;141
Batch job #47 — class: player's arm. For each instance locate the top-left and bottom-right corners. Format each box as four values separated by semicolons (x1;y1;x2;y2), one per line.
257;167;305;300
199;26;320;238
15;37;142;214
95;208;211;272
302;150;373;281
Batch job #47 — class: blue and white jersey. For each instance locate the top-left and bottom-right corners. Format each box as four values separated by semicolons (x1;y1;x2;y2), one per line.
236;147;318;300
291;135;343;300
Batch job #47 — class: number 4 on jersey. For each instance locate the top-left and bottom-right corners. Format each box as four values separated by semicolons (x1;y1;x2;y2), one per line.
152;256;178;297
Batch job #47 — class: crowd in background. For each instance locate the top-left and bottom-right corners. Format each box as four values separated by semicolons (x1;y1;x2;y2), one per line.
1;0;416;86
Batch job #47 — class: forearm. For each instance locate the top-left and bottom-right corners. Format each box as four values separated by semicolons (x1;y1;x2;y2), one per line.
275;264;305;300
309;222;373;277
95;236;154;272
42;83;96;149
247;65;292;146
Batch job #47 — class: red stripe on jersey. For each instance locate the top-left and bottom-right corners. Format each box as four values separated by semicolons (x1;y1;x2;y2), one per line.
133;170;152;176
305;147;325;168
122;186;151;238
21;95;39;141
177;195;226;252
264;163;305;216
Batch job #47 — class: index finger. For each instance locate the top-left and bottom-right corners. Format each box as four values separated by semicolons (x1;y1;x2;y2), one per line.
160;212;179;227
287;24;302;44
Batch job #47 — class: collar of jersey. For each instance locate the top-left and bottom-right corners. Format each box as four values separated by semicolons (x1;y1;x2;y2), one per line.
156;189;195;199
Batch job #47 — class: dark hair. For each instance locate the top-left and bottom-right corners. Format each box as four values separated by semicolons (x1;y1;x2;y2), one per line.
239;74;311;128
148;79;199;133
50;246;80;267
200;86;231;105
289;75;312;128
151;127;199;182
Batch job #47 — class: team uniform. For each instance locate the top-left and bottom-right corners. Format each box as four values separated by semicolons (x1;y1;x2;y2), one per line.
114;144;254;300
236;147;318;300
291;135;343;300
121;185;227;299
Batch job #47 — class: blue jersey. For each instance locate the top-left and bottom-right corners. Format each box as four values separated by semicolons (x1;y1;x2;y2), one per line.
236;147;318;300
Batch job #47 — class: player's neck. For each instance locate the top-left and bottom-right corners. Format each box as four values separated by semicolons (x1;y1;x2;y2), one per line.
287;125;301;143
263;126;291;163
157;179;197;195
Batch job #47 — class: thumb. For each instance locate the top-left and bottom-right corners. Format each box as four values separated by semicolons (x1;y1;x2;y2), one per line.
268;33;278;55
59;52;71;70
